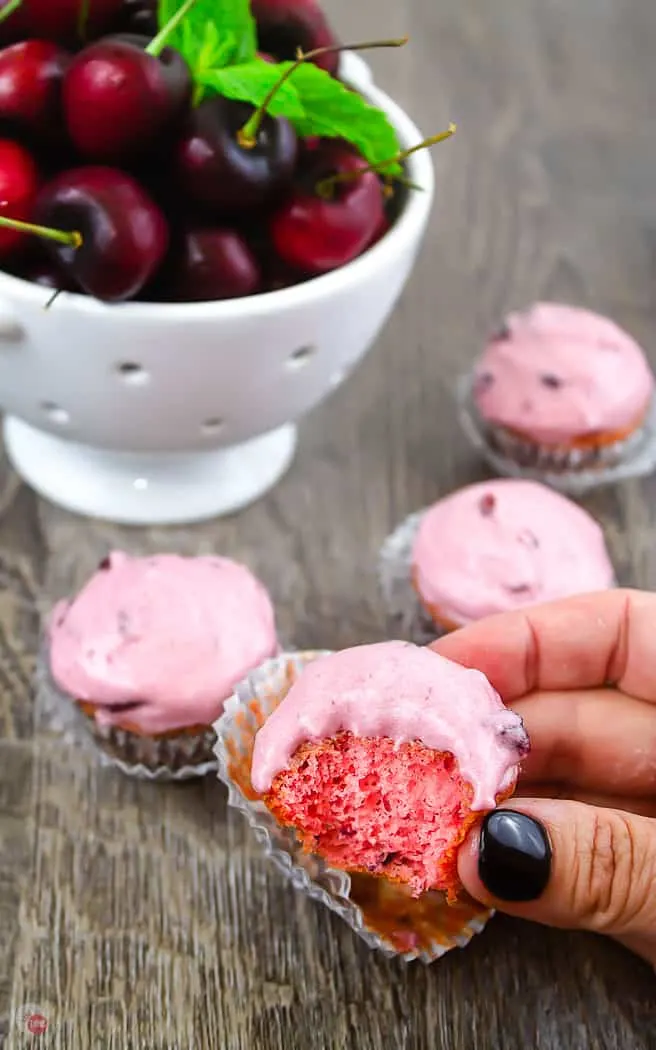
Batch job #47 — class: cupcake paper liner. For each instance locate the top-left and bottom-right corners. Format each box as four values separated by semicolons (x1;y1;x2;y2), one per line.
212;650;492;964
36;641;218;781
378;506;618;642
458;374;656;493
378;511;447;644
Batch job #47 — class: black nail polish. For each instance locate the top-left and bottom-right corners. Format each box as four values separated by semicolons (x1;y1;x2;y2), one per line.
478;810;551;902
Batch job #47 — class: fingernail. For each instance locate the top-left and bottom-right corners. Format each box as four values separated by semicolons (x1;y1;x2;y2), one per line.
478;810;551;902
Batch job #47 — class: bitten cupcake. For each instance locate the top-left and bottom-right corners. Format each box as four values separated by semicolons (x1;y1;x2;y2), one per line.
411;478;615;632
471;302;655;472
214;641;527;959
251;642;528;902
47;551;278;777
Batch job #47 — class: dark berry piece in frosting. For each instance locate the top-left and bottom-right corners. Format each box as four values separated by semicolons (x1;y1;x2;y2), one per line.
474;371;495;394
479;493;496;516
540;373;563;389
490;322;511;341
98;555;111;570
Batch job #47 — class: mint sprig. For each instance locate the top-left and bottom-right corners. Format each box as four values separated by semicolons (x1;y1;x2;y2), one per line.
158;0;257;72
198;60;403;173
157;0;406;171
200;60;305;120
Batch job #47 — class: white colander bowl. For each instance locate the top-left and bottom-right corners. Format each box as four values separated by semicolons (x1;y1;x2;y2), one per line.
0;53;434;524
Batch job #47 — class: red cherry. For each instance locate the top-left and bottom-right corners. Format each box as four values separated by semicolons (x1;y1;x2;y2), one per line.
165;229;261;301
0;139;38;255
34;167;168;301
0;0;124;46
270;142;384;274
251;0;339;75
368;215;391;248
63;38;191;163
0;41;70;143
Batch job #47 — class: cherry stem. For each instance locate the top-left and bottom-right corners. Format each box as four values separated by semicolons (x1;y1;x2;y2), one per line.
237;36;409;148
316;123;457;197
0;215;82;249
77;0;90;41
146;0;199;58
44;287;63;311
0;0;22;25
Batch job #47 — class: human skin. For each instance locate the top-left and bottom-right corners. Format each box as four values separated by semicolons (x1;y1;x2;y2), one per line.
432;589;656;968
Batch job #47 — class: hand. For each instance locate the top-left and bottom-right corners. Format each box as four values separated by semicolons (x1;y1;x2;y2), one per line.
432;589;656;967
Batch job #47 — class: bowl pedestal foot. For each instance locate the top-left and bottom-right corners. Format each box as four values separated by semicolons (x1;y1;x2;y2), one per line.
4;416;298;525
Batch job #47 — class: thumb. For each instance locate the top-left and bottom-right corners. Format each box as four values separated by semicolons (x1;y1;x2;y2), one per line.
458;800;656;963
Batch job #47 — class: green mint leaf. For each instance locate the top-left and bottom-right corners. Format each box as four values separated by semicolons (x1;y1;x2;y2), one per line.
198;61;306;120
283;63;403;173
157;0;257;69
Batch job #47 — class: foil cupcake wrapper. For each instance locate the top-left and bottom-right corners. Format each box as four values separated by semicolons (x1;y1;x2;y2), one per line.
458;374;656;494
378;511;448;644
213;650;492;964
36;641;218;781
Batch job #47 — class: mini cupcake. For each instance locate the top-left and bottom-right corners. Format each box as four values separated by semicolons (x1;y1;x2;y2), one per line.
470;302;655;472
411;478;615;632
252;641;528;898
46;551;278;777
214;642;529;960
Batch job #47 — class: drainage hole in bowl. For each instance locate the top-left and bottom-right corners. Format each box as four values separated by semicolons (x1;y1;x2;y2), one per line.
40;401;70;425
287;345;316;370
201;418;226;436
116;362;149;386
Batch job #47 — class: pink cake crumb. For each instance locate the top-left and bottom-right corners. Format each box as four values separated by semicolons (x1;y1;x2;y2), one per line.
264;731;479;899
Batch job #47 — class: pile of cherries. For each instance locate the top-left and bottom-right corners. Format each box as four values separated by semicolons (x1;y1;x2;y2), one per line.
0;0;399;304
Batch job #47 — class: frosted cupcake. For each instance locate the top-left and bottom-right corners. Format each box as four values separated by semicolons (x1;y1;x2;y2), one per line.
411;478;615;632
47;551;278;776
214;641;529;960
471;302;654;472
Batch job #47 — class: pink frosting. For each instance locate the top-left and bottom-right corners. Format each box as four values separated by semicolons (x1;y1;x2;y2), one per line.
473;302;654;443
251;641;529;809
48;552;278;734
413;479;614;626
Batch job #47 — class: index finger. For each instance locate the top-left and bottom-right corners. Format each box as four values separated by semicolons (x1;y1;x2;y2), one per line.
431;588;656;702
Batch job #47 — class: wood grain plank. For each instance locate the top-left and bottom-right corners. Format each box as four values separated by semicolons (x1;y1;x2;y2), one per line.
3;0;656;1046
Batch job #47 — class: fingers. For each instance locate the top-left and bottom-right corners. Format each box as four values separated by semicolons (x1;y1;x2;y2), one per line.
432;589;656;702
515;785;656;819
512;689;656;796
458;800;656;965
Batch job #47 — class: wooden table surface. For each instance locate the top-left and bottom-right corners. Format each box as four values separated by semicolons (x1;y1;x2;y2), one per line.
2;0;656;1046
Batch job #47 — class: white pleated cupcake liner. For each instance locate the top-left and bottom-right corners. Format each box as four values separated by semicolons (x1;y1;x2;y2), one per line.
36;641;218;781
212;650;492;964
458;374;656;494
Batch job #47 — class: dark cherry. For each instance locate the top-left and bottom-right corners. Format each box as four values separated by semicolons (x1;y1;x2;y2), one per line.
270;141;384;274
0;0;124;46
0;139;38;256
251;0;340;75
114;0;158;36
177;94;297;214
63;37;191;163
34;166;168;302
165;229;261;302
0;41;70;144
15;251;76;291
